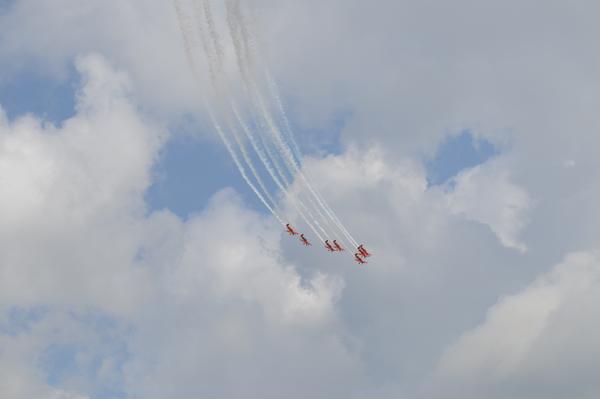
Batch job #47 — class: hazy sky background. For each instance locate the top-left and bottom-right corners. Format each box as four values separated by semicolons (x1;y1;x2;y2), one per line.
1;1;600;398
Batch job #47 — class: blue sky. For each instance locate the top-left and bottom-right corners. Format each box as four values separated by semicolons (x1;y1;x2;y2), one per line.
0;0;14;12
0;67;77;124
145;128;244;218
2;68;500;222
0;68;260;219
426;131;498;186
1;69;498;219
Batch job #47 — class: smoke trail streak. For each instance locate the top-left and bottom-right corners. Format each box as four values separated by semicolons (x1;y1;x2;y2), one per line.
226;37;331;239
174;0;284;225
264;70;302;165
233;104;327;241
176;0;362;251
224;0;356;247
192;0;285;222
231;40;348;244
236;8;359;247
210;110;284;224
251;121;331;241
258;86;355;246
228;0;302;168
194;0;327;240
268;80;360;245
173;0;201;79
221;0;331;240
254;114;330;240
263;69;356;245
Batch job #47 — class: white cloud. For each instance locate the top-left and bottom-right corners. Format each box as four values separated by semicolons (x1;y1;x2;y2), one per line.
165;188;344;327
0;53;167;396
0;53;164;315
435;251;600;399
0;310;93;399
0;53;355;398
122;190;361;399
446;159;532;252
0;0;202;117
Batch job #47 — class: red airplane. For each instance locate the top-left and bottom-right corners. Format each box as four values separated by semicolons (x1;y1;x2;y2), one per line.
333;240;345;251
324;240;336;252
286;223;299;236
354;253;367;264
358;244;371;257
300;234;311;246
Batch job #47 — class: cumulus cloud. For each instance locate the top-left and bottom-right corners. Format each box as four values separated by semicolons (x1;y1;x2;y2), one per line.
0;53;164;314
435;251;600;399
446;159;532;252
1;53;353;398
0;0;201;116
123;191;360;399
0;53;166;396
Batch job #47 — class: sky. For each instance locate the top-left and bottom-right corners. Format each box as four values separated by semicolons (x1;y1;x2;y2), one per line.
1;1;600;398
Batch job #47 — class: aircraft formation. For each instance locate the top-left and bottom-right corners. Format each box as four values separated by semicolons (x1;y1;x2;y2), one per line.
287;224;372;264
173;0;372;265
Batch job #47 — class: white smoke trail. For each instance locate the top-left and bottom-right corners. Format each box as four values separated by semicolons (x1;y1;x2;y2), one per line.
224;2;334;241
224;0;357;247
218;0;334;240
193;0;327;241
173;0;284;224
263;69;358;245
239;6;360;247
258;85;356;246
264;70;303;164
173;0;201;79
176;0;361;249
233;104;327;241
210;110;284;225
230;47;347;244
253;113;330;240
194;4;284;221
